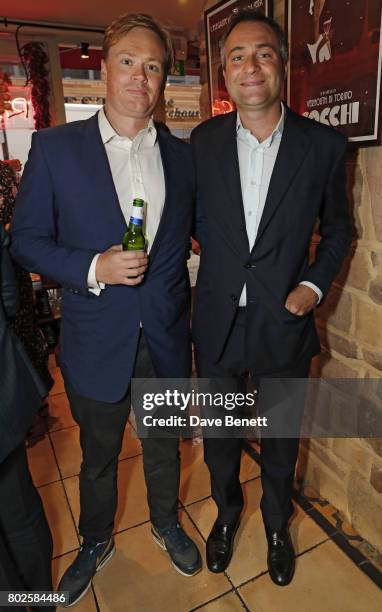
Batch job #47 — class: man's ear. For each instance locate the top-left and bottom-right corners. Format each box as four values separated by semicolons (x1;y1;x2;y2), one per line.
101;59;107;84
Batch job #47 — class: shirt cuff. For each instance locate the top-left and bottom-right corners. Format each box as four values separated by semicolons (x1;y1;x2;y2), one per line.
88;254;105;296
299;281;323;304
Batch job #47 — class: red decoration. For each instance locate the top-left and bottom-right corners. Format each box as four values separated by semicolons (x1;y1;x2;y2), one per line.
0;70;11;115
20;42;51;130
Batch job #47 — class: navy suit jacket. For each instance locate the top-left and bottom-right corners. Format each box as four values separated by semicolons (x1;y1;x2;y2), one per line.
191;107;352;375
11;113;194;402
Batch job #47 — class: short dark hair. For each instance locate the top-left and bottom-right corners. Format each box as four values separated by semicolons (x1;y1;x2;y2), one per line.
219;8;289;67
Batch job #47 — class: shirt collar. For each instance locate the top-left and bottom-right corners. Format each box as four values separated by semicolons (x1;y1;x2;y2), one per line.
236;102;285;147
98;107;157;147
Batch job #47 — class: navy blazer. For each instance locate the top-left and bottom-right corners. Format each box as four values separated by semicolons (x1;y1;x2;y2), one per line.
11;113;194;402
191;107;352;374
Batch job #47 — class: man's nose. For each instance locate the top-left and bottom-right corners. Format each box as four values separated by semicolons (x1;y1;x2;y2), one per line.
244;55;260;73
132;63;147;81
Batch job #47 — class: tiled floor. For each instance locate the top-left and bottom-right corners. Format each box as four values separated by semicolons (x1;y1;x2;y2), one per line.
26;364;382;611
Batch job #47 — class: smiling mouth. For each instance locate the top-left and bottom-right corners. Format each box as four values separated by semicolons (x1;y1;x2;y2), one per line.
127;89;148;96
241;80;265;87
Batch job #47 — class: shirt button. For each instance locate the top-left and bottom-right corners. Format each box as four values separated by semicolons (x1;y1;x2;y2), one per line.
247;211;252;216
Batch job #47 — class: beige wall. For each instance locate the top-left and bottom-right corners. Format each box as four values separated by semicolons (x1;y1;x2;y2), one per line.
200;0;382;551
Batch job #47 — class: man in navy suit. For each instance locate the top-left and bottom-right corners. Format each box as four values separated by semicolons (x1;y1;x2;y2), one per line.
12;13;201;605
191;10;351;585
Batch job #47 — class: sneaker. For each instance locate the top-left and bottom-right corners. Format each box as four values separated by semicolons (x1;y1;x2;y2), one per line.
58;537;115;607
151;522;202;577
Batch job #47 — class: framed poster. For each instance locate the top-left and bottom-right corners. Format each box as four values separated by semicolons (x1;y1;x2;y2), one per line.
205;0;273;116
286;0;382;143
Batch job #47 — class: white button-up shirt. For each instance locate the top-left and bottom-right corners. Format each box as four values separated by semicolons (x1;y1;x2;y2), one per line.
237;105;321;306
87;107;165;294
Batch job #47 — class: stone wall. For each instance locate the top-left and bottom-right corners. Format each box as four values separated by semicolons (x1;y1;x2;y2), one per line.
199;0;382;551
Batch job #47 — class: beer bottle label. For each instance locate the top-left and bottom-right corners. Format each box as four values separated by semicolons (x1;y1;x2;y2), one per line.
130;215;143;226
130;202;144;226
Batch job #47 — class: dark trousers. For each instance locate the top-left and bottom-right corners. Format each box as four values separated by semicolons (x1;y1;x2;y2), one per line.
196;308;311;532
0;444;53;599
65;331;180;542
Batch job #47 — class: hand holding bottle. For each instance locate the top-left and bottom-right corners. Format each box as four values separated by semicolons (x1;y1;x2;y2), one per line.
96;245;148;286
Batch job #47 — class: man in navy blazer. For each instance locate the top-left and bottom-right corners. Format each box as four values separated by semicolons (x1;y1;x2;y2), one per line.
12;13;201;605
191;10;352;585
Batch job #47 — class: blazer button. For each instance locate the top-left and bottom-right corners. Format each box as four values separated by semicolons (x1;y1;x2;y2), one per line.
230;294;238;303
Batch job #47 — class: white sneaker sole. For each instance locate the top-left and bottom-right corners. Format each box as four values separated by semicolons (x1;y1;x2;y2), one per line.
151;530;201;577
59;544;116;608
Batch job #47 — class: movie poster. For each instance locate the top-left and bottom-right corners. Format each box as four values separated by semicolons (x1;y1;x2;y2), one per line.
205;0;272;116
287;0;382;143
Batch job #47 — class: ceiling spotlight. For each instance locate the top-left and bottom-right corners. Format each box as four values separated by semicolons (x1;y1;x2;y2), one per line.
80;42;89;59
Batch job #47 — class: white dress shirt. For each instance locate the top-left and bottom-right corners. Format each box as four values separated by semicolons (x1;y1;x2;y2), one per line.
237;104;322;307
87;107;165;294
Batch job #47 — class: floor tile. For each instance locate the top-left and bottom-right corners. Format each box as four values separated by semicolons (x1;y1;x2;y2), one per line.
240;450;261;483
197;592;245;610
27;435;60;487
50;367;65;396
52;551;98;610
187;478;328;586
119;422;142;460
93;513;231;611
239;540;382;612
179;440;211;505
38;481;79;557
46;392;77;432
63;455;150;534
50;427;81;478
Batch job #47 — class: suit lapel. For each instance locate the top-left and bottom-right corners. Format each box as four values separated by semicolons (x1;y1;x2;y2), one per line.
253;108;312;249
213;112;249;257
82;113;127;233
148;127;175;261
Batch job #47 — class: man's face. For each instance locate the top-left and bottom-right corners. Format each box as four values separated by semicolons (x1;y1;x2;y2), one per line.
101;26;165;121
223;21;286;113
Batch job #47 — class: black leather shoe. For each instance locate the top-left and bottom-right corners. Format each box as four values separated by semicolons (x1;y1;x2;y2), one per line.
266;527;295;586
206;520;240;573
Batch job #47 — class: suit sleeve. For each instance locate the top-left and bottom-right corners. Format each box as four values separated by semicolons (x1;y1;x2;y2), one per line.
11;132;97;294
304;138;352;297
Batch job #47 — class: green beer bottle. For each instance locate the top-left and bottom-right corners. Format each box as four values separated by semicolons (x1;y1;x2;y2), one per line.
123;198;146;251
